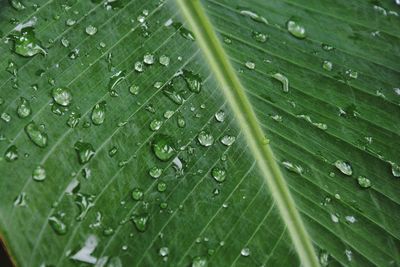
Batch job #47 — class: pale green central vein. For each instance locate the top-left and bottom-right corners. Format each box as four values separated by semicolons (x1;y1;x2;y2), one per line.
175;1;319;266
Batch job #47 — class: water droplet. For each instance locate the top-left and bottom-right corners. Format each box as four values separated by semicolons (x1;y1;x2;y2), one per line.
172;22;195;41
321;43;334;51
163;83;185;105
346;69;358;79
109;70;125;91
211;167;226;183
10;0;26;10
270;114;283;122
252;31;268;43
67;112;81;128
159;55;170;66
157;181;167;192
129;84;139;95
287;20;306;39
245;61;255;70
74;141;95;164
215;110;225;122
322;60;333;71
134;61;144;72
182;69;202;93
32;165;46;181
282;160;303;175
152;135;176;161
272;73;289;93
357;176;371;188
91;101;106;125
159;247;169;257
150;119;163;131
108;146;118;157
334;160;352;176
197;131;214;147
66;19;76;26
85;25;97;36
345;249;352;262
192;256;208;267
241;247;250;257
149;166;162;178
177;113;186;128
345;215;356;224
25;121;48;148
49;215;67;235
131;188;144;201
132;214;149;232
220;135;236;146
52;87;72;107
239;10;269;24
103;227;114;236
16;97;31;118
143;53;155;65
330;213;339;223
1;112;11;122
75;193;95;221
5;145;18;162
61;37;70;47
391;163;400;177
70;235;98;264
319;250;330;267
14;192;27;206
12;27;47;57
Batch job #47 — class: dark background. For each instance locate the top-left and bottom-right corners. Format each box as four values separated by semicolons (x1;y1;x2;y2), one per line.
0;241;13;267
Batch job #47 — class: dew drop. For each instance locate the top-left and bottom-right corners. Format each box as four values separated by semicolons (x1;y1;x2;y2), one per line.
282;160;304;175
132;214;149;232
241;247;251;257
159;55;170;66
172;22;195;41
390;163;400;177
220;135;236;146
287;20;306;39
239;10;269;24
32;165;46;181
75;193;95;221
25;121;48;148
322;60;333;71
157;181;167;192
12;27;47;57
131;188;144;201
74;141;95;164
215;110;225;122
5;145;18;162
272;73;289;93
52;87;72;107
85;25;97;36
211;167;226;183
152;135;176;161
177;113;186;128
182;69;202;93
252;31;268;43
49;215;67;235
245;61;255;70
334;160;352;176
10;0;26;10
149;166;162;178
129;85;139;95
150;119;163;131
192;256;208;267
159;247;169;257
357;176;371;188
197;131;214;147
91;101;106;125
17;97;32;118
143;53;155;65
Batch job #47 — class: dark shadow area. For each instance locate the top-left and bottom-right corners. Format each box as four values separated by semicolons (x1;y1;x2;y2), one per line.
0;238;13;267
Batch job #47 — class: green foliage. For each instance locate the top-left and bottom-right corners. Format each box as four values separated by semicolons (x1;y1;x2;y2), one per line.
0;0;399;267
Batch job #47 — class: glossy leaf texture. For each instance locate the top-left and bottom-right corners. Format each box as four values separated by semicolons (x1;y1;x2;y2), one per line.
0;0;399;267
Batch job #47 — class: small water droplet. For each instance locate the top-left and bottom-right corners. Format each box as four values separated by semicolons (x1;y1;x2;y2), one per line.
322;60;333;71
241;247;250;257
319;250;330;267
52;87;72;107
182;69;202;93
10;0;26;10
16;97;32;118
5;145;18;162
49;215;67;235
157;181;167;192
75;193;95;221
252;31;268;43
143;53;155;65
14;192;27;206
134;61;144;72
150;119;163;131
282;160;303;175
272;73;289;93
25;121;48;148
85;25;97;36
1;112;11;123
67;112;81;128
91;101;106;125
192;256;208;267
163;83;185;105
131;188;144;201
357;176;371;188
32;165;46;181
159;247;169;257
197;131;214;147
321;43;334;51
132;214;149;232
239;9;268;24
129;84;139;95
109;70;125;92
172;22;195;41
220;135;236;146
152;135;176;161
74;141;95;164
287;20;306;39
177;113;186;128
211;167;226;183
334;160;352;176
215;110;225;122
391;163;400;177
149;166;162;178
159;55;170;66
245;61;255;70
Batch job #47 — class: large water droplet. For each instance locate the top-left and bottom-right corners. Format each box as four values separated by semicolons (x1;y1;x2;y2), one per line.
52;87;72;107
91;101;106;125
287;20;306;39
74;141;95;164
12;27;47;57
334;160;352;176
197;131;214;147
25;121;48;148
152;135;176;161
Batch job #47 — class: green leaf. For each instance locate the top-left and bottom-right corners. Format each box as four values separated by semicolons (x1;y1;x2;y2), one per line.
0;1;399;267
